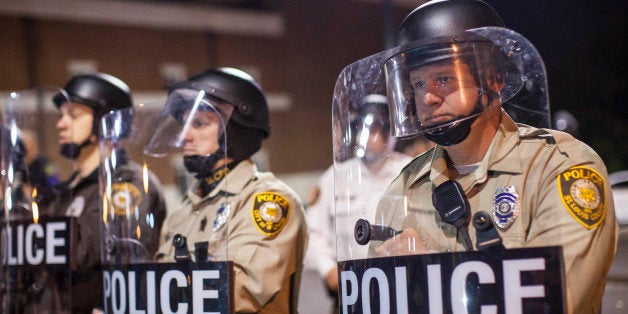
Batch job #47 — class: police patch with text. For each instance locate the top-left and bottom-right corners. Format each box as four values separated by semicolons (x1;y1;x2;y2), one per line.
251;192;290;236
110;182;143;216
557;166;606;229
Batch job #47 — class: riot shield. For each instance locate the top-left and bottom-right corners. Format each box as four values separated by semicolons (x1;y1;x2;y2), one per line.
1;87;75;313
331;92;412;262
99;91;234;313
333;27;565;313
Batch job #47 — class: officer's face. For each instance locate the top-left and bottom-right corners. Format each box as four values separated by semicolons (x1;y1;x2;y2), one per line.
181;110;222;156
409;61;480;127
55;102;94;145
356;124;387;155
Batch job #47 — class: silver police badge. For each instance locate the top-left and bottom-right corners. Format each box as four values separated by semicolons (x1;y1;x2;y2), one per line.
491;186;520;229
213;203;231;232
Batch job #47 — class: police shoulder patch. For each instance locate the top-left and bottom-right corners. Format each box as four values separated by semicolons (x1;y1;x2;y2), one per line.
110;182;143;216
557;166;606;229
251;191;290;237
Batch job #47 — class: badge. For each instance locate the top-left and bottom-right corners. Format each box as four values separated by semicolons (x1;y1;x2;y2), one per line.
110;182;143;216
251;192;290;237
213;203;231;232
491;186;520;229
558;166;606;229
66;196;85;217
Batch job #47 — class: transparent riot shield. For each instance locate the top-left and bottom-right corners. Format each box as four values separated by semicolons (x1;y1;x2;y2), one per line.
331;92;412;262
333;28;566;313
99;105;167;265
99;90;234;313
1;87;75;313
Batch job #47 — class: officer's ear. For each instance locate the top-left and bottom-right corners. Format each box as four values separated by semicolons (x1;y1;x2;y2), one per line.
89;134;98;144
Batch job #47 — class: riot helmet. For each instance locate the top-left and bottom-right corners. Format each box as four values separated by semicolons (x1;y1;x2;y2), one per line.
397;0;504;46
145;67;269;177
53;73;133;158
352;94;392;167
384;0;524;146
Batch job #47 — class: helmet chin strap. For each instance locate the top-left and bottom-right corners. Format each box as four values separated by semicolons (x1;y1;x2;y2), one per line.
424;116;477;146
183;153;226;179
424;90;495;146
59;136;95;159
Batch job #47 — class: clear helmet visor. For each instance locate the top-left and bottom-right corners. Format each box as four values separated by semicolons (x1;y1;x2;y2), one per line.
384;27;549;138
144;88;233;159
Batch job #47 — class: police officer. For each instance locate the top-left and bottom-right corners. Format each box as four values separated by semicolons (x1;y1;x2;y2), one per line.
21;129;60;210
45;73;167;312
370;0;617;312
305;94;410;311
152;67;307;313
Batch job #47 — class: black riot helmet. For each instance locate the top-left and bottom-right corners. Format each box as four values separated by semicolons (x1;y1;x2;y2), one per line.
53;73;133;158
170;67;270;163
54;72;133;121
397;0;504;46
384;0;515;146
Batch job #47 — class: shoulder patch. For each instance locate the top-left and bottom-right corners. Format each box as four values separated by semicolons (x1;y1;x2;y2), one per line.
557;166;606;229
110;182;143;216
251;191;290;236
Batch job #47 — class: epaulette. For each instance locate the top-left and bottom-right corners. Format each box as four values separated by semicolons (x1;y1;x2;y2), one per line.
518;125;556;145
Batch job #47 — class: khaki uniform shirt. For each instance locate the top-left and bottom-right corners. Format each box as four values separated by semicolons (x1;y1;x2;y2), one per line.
375;110;618;313
156;159;308;313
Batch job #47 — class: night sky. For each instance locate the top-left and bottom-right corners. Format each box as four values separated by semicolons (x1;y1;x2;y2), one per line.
485;0;627;173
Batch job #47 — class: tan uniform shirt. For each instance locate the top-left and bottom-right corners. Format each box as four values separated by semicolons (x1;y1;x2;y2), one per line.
375;110;618;313
156;159;308;313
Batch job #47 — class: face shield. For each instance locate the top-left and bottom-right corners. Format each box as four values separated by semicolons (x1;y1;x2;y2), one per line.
385;27;549;138
1;87;74;312
144;88;233;160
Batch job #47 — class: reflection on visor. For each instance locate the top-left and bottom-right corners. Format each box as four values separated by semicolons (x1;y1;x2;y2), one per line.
381;30;537;138
355;114;376;158
144;89;232;157
176;90;214;146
